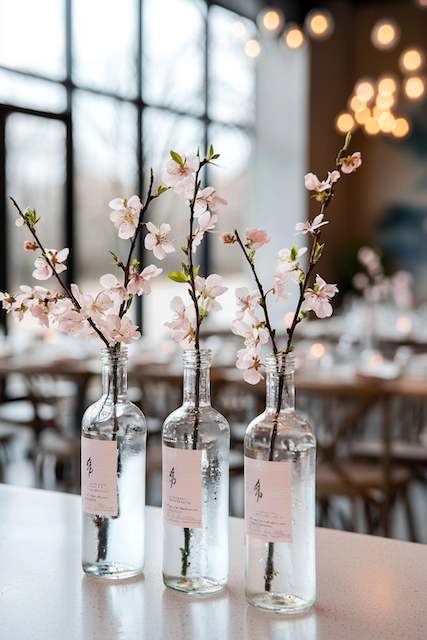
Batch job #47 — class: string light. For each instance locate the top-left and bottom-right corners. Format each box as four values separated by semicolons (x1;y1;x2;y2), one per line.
245;39;261;59
371;19;400;51
355;107;371;124
399;48;425;73
282;24;305;49
404;76;425;100
305;9;334;41
230;20;247;39
354;79;375;103
392;117;410;138
335;112;355;133
365;117;381;135
377;76;397;96
257;7;284;34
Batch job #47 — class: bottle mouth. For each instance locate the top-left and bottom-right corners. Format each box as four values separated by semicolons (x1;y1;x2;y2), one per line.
265;352;296;373
182;348;212;368
101;345;128;363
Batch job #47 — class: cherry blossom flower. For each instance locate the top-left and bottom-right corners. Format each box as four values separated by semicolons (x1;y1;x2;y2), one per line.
353;273;369;291
193;186;227;217
15;216;24;228
277;246;307;271
221;232;237;245
0;291;15;311
245;228;270;250
164;296;196;345
103;315;140;345
99;274;127;310
232;318;269;349
109;195;142;240
340;152;362;175
164;153;200;195
302;275;338;319
24;241;38;252
71;284;114;322
127;264;162;296
144;222;175;260
57;309;91;337
304;171;340;193
236;348;263;385
235;287;259;320
32;248;69;280
195;274;227;312
193;212;218;249
274;269;299;300
296;213;329;235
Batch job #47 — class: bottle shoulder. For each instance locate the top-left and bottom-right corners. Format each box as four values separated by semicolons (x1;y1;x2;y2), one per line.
245;409;316;446
162;403;230;435
82;397;146;436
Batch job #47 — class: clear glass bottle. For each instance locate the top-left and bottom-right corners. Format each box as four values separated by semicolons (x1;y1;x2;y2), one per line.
81;346;146;579
245;353;316;612
162;349;229;594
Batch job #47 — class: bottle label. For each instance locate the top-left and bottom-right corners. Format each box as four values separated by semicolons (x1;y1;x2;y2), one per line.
162;447;203;529
81;437;118;517
244;457;293;543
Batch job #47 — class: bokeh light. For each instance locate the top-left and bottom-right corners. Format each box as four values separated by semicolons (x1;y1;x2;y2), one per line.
371;19;400;51
392;117;410;138
376;94;395;110
257;7;284;34
355;79;375;103
305;9;334;41
404;76;425;100
355;107;371;124
350;95;367;112
244;39;261;59
399;48;424;73
378;76;397;96
336;112;355;133
365;117;380;135
283;24;305;49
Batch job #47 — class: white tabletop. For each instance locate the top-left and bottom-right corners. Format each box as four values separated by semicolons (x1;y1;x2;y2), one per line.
0;484;426;640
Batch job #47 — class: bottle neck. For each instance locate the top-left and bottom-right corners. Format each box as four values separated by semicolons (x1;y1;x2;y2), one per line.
266;369;295;412
101;355;128;401
183;363;211;407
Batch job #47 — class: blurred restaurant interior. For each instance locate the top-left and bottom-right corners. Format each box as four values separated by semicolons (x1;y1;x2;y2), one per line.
2;0;427;546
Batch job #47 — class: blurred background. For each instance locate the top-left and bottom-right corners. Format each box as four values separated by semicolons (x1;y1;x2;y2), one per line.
1;0;427;542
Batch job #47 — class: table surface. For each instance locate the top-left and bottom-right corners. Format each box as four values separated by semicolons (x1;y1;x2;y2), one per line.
0;485;426;640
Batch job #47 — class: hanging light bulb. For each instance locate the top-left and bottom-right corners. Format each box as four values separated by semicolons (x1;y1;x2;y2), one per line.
399;47;425;74
392;117;410;138
257;7;284;35
335;112;355;134
305;9;334;41
282;23;305;50
404;76;426;100
354;78;376;103
245;39;261;59
377;75;398;96
371;18;400;51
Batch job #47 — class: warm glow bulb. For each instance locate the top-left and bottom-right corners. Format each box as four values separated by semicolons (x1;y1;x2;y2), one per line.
336;112;355;133
310;342;326;359
365;117;381;135
355;79;375;103
230;20;247;39
399;48;424;73
355;107;371;124
350;95;367;112
371;19;400;51
283;24;305;49
378;76;397;96
379;111;396;133
404;76;425;100
376;94;395;110
305;9;334;41
393;117;410;138
257;7;284;34
245;39;261;59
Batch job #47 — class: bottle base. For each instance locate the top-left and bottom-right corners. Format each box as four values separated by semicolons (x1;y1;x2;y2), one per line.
83;562;144;580
163;574;227;595
246;591;314;614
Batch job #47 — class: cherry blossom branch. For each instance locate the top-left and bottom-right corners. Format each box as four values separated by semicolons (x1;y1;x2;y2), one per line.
10;197;110;347
233;229;278;355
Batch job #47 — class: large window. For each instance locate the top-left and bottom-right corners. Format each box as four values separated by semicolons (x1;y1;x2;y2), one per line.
0;0;255;335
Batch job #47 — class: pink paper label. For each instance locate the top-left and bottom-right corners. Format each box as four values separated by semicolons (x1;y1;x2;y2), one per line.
81;437;118;517
162;447;203;529
245;457;293;543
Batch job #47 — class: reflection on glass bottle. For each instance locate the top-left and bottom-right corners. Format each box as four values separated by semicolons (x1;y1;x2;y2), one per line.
81;346;146;579
162;349;230;594
245;354;316;612
245;602;318;640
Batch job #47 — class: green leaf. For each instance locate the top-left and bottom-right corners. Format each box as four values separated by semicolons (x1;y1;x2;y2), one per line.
170;150;184;167
155;184;168;197
210;153;220;160
314;242;324;262
192;265;200;278
131;258;140;268
168;271;188;283
247;249;256;264
181;244;188;255
344;132;352;151
290;245;298;261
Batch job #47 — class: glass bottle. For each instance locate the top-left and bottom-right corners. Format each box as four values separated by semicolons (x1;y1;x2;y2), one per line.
81;346;146;579
162;348;229;594
245;353;316;612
